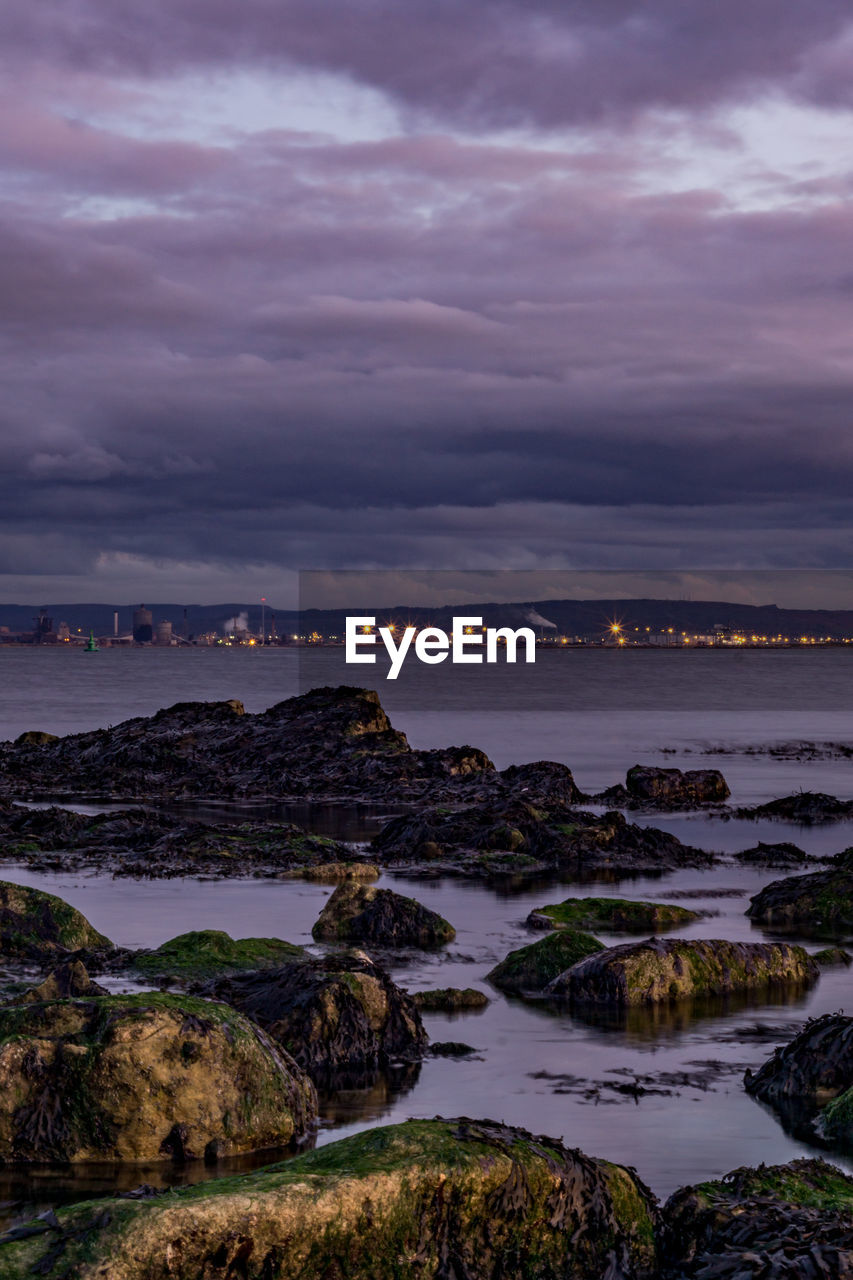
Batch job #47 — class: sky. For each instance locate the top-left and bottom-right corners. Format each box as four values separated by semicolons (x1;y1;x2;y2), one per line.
4;1;853;605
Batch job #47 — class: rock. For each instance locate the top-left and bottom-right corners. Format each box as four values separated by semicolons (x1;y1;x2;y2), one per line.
0;993;316;1163
201;952;427;1087
311;883;455;947
814;946;852;966
736;791;853;822
14;959;108;1003
126;930;305;982
0;686;494;803
12;731;59;747
527;896;700;933
624;764;730;807
373;800;713;878
487;930;604;995
744;1013;853;1109
747;862;853;932
0;1118;661;1279
283;861;380;882
412;987;490;1012
662;1157;853;1279
734;840;810;867
429;1042;478;1057
0;880;111;960
547;937;819;1004
820;1088;853;1146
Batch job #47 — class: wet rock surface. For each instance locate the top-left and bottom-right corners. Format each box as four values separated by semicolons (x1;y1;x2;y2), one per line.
0;880;110;961
734;840;813;867
747;853;853;932
0;993;317;1164
0;1118;661;1280
201;951;428;1087
0;688;493;804
744;1013;853;1148
311;883;456;947
600;765;730;810
547;938;820;1005
661;1158;853;1279
487;930;604;995
13;959;108;1004
412;987;490;1012
735;791;853;823
527;896;701;934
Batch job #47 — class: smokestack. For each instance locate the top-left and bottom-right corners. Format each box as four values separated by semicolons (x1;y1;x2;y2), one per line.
113;611;119;637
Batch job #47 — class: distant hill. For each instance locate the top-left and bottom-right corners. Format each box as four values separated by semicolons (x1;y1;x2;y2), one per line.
3;597;853;640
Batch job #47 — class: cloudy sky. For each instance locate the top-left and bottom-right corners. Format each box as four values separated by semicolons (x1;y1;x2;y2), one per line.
4;1;853;605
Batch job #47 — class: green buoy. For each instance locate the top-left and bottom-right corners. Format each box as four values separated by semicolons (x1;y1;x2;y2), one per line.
83;630;99;653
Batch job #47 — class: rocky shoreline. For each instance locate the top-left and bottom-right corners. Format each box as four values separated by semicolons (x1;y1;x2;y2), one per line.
0;685;851;1276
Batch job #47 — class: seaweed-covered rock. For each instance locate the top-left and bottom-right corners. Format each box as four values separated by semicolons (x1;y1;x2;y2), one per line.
202;952;427;1086
14;959;108;1004
624;765;730;807
734;840;811;867
736;791;853;823
311;883;455;947
548;938;819;1005
373;800;713;878
0;687;494;803
662;1158;853;1279
744;1013;853;1108
814;946;852;966
747;863;853;932
0;881;110;960
0;993;316;1163
0;1118;661;1280
527;896;700;934
284;861;380;882
412;987;490;1012
126;930;305;982
487;931;604;995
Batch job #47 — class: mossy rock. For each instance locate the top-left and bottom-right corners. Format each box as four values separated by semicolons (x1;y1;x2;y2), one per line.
0;993;316;1163
12;731;59;747
814;946;852;967
283;861;380;883
0;881;111;960
412;987;490;1012
548;937;819;1004
487;930;604;995
202;952;427;1087
129;930;305;981
747;865;853;932
312;884;455;947
13;959;107;1004
527;896;699;934
662;1157;853;1277
0;1118;660;1279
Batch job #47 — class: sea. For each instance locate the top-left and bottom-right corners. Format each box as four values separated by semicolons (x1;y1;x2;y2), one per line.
1;644;852;1210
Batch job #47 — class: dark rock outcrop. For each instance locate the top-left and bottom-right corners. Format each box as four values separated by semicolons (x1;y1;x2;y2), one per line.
311;883;455;947
745;1013;853;1109
14;959;108;1003
625;765;730;807
547;938;819;1005
202;951;428;1087
734;840;811;867
747;857;853;932
0;1118;661;1280
736;791;853;823
0;993;317;1163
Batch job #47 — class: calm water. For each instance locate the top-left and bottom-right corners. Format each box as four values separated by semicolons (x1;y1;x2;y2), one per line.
1;646;853;1205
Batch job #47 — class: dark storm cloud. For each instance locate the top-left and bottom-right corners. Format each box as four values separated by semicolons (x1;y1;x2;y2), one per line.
3;1;853;126
3;3;853;597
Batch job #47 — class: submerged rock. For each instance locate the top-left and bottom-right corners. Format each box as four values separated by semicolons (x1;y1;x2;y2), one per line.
487;930;604;995
0;993;316;1163
736;791;853;823
311;883;455;947
527;896;700;934
747;860;853;932
0;880;111;960
0;1118;661;1279
202;951;427;1087
547;937;819;1005
412;987;490;1012
734;840;811;867
662;1157;853;1279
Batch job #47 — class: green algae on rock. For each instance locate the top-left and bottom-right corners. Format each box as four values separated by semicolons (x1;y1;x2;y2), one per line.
487;930;604;995
202;951;427;1087
662;1157;853;1278
128;929;305;981
814;945;852;966
0;880;111;960
547;937;819;1004
527;896;700;934
311;883;455;946
0;1118;660;1280
747;858;853;932
0;993;317;1164
412;987;490;1012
